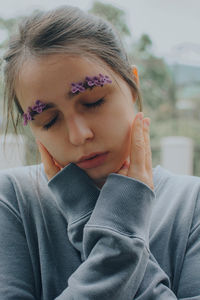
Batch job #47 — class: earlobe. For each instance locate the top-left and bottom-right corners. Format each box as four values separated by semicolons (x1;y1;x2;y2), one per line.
132;66;139;86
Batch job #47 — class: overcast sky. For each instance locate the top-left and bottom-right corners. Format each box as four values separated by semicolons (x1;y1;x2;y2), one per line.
0;0;199;65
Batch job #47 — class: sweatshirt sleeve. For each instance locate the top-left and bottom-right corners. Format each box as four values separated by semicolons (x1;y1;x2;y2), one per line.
133;187;200;299
49;164;200;300
0;177;37;299
175;190;200;298
48;164;156;299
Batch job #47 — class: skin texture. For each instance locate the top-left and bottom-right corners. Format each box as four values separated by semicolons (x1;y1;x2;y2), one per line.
15;54;153;189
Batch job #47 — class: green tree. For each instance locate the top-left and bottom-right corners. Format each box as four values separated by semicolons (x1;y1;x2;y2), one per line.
0;16;20;49
137;33;152;53
129;34;177;119
89;1;130;39
0;16;21;134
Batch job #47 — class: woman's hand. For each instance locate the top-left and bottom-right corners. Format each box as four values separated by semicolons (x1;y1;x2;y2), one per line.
116;112;154;190
36;141;63;181
37;111;153;189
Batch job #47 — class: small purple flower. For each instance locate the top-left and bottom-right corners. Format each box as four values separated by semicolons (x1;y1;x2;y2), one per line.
104;75;112;83
71;73;112;95
93;76;101;87
27;112;33;120
99;74;112;85
23;112;33;126
71;82;86;93
23;114;28;126
32;100;46;113
22;99;47;126
85;76;95;87
71;83;79;93
77;82;86;92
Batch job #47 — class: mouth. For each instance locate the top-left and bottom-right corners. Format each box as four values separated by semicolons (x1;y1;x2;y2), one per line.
76;152;109;169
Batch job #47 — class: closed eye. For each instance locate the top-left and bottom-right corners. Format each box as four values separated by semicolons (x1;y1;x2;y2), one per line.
83;98;105;108
43;115;58;130
43;98;105;131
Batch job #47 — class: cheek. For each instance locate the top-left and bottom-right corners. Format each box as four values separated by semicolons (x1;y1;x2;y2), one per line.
31;128;64;160
119;122;132;157
98;103;133;153
116;104;134;156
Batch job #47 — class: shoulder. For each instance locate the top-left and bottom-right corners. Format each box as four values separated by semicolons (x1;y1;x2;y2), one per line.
153;165;200;231
154;165;200;191
0;163;47;183
0;163;47;193
0;164;48;216
154;165;200;200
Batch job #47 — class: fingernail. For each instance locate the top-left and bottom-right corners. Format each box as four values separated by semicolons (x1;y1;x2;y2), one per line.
137;112;143;121
144;118;150;128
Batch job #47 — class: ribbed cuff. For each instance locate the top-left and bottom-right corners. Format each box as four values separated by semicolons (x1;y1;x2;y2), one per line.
87;173;155;246
47;163;100;224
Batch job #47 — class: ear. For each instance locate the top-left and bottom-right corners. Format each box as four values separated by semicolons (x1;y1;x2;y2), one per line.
131;65;139;87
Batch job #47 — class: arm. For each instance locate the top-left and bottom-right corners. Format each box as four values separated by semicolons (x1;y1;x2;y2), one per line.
2;171;199;300
47;167;155;300
39;113;200;299
134;222;200;299
0;163;154;300
51;165;200;300
175;191;200;298
0;193;37;299
134;188;200;299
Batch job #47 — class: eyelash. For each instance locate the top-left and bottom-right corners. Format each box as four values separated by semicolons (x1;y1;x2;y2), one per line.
43;98;105;130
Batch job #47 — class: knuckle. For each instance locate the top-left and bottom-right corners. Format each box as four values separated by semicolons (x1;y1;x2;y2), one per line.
134;139;145;151
145;147;152;157
143;124;149;133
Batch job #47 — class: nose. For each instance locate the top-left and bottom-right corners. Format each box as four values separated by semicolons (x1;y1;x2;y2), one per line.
67;115;94;146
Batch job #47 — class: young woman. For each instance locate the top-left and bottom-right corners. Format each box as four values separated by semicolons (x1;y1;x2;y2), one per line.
1;5;200;300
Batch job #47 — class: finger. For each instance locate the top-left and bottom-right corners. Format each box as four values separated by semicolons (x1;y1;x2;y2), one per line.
129;112;145;173
36;141;61;180
143;118;152;171
117;160;130;176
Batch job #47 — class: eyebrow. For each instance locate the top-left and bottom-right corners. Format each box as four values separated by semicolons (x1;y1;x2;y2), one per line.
30;84;108;120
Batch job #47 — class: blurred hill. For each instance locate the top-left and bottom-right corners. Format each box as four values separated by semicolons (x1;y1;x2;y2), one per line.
170;64;200;86
169;64;200;106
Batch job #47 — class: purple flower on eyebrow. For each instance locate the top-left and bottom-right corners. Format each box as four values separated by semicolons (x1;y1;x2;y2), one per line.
71;73;112;94
71;82;86;93
85;76;95;87
23;112;33;126
93;76;102;86
22;99;47;126
99;73;112;84
32;100;47;113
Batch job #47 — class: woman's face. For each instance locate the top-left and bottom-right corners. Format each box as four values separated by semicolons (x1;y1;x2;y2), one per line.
16;54;137;187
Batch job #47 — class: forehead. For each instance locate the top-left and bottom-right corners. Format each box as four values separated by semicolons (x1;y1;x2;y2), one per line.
17;54;112;91
16;54;115;109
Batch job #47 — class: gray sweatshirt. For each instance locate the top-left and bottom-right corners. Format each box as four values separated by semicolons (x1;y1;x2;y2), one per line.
0;163;199;299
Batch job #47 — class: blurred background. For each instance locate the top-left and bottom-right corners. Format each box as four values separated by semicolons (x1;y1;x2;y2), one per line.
0;0;200;175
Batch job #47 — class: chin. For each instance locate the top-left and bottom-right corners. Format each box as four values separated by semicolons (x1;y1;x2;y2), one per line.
86;160;119;182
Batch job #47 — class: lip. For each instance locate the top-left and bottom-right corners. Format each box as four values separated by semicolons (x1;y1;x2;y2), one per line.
76;152;109;169
77;152;107;163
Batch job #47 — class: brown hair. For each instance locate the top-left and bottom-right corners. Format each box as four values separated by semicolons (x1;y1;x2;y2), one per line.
2;5;142;139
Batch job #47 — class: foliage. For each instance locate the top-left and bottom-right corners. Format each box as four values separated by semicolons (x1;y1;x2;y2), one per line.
0;16;20;49
129;35;177;119
89;1;130;39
